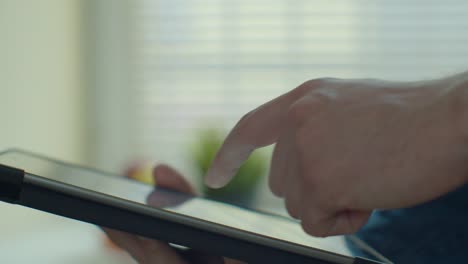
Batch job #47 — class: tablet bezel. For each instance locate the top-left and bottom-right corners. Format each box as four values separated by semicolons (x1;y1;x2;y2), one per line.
0;149;382;264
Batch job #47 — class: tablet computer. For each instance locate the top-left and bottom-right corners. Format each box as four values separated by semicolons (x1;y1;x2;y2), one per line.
0;149;388;264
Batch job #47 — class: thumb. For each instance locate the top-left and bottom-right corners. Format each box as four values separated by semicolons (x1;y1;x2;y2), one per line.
153;164;195;194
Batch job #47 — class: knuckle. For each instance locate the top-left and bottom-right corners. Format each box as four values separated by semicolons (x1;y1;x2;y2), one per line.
287;96;329;129
293;151;315;184
268;175;283;197
292;77;339;98
288;81;334;126
307;77;333;87
287;100;311;126
301;220;327;237
292;80;314;97
284;198;299;219
310;91;332;108
304;77;336;90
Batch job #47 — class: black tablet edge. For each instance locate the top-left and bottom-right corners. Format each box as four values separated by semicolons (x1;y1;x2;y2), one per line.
0;163;24;202
0;162;381;264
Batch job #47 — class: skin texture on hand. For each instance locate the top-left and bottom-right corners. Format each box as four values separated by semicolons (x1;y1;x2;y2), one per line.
104;165;245;264
205;74;468;237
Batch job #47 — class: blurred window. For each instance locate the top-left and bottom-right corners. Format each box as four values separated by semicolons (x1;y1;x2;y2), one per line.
92;0;468;173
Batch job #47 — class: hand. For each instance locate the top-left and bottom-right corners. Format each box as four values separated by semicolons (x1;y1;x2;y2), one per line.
104;164;244;264
205;74;468;237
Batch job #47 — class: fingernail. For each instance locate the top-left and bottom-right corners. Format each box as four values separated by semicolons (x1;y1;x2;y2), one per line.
204;170;216;187
204;168;222;188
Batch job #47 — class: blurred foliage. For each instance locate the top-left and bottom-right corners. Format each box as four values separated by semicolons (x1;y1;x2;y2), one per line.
192;128;268;202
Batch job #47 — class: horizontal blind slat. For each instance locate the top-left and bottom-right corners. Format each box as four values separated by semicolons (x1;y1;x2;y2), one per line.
129;0;468;167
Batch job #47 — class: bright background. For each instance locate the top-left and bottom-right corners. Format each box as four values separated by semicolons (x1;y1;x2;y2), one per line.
1;0;468;263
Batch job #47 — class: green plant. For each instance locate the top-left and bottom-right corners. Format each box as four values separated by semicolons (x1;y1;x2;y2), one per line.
192;128;268;205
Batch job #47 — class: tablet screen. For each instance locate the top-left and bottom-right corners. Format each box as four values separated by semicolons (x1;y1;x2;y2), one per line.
0;150;385;262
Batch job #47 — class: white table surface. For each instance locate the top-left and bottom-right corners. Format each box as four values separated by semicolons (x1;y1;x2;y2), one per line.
0;203;136;264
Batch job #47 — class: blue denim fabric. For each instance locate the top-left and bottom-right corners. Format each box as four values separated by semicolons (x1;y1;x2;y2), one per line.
347;183;468;263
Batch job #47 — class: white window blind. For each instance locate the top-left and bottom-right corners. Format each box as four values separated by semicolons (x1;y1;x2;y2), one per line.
132;0;361;173
92;0;468;174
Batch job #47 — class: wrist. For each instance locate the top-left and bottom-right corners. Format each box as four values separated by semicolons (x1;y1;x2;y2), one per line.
448;72;468;182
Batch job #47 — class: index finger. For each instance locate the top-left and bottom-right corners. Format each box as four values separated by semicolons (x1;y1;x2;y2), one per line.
204;88;303;188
